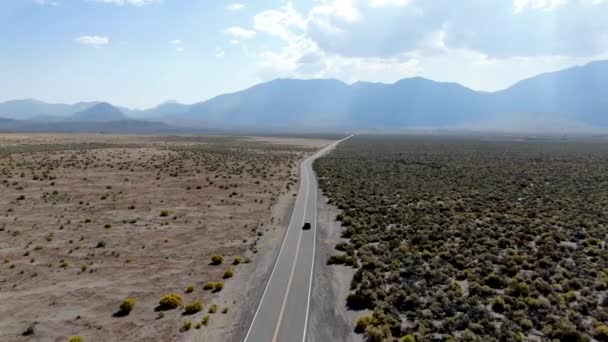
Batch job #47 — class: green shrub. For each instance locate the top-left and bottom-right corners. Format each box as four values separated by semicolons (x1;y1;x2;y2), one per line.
223;268;234;279
545;320;584;341
401;335;416;342
160;210;170;217
184;300;203;315
118;298;136;315
68;337;84;342
491;296;506;313
180;320;192;332
185;285;194;293
233;256;242;265
211;256;223;265
201;315;210;326
594;325;608;341
159;293;183;310
208;304;218;314
355;315;374;333
203;282;214;290
213;282;224;292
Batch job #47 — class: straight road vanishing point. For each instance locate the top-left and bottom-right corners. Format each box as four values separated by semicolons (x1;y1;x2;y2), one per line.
244;136;352;342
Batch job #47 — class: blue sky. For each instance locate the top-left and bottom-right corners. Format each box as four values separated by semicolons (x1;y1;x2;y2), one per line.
1;0;607;108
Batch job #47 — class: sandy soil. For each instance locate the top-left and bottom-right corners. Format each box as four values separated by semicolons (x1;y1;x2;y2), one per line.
307;191;361;342
0;133;332;342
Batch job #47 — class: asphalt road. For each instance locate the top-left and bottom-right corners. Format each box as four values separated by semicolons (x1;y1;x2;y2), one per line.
244;136;351;342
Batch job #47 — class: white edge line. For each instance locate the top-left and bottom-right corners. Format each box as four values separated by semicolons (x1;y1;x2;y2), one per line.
243;157;308;342
302;135;351;342
271;168;310;341
302;163;317;342
244;135;352;342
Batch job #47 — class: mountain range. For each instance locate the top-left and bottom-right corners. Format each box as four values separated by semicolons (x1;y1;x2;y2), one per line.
1;60;608;133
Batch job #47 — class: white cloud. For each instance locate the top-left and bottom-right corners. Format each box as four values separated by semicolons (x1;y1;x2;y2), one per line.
369;0;411;7
169;39;182;45
95;0;159;6
74;35;110;46
249;2;419;82
242;0;608;90
34;0;60;5
514;0;568;13
253;3;306;40
225;3;245;11
215;48;225;58
224;26;257;40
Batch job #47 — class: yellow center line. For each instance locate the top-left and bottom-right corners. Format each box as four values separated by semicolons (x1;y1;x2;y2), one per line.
271;162;310;342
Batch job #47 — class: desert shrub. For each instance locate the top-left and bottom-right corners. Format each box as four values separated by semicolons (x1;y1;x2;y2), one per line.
213;282;224;292
201;315;210;326
221;307;229;314
347;291;374;310
223;268;234;279
211;255;223;265
68;336;84;342
203;282;214;290
401;335;415;342
184;300;203;315
545;320;585;341
233;256;242;265
365;324;391;342
118;298;136;315
185;285;194;293
355;315;375;333
595;325;608;341
104;224;112;229
208;304;218;314
160;210;170;217
22;322;36;336
159;293;183;310
491;296;506;313
181;320;192;332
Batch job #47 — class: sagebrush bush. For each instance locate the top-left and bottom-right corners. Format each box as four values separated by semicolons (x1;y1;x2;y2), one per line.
223;268;233;279
208;304;218;314
119;298;136;315
211;255;223;265
213;282;224;292
185;285;194;293
69;336;84;342
184;300;203;315
181;320;192;332
159;293;183;310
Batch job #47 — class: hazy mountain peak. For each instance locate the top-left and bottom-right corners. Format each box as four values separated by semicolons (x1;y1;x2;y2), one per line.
70;102;126;122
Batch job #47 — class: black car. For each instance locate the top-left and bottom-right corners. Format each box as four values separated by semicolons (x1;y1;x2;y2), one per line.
302;222;311;230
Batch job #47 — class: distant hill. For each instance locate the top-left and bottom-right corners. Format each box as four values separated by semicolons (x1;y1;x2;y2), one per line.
70;102;127;122
131;101;190;119
488;60;608;126
2;60;608;132
174;60;608;131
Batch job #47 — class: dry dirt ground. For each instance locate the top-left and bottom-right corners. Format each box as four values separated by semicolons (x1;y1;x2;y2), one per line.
0;133;332;342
